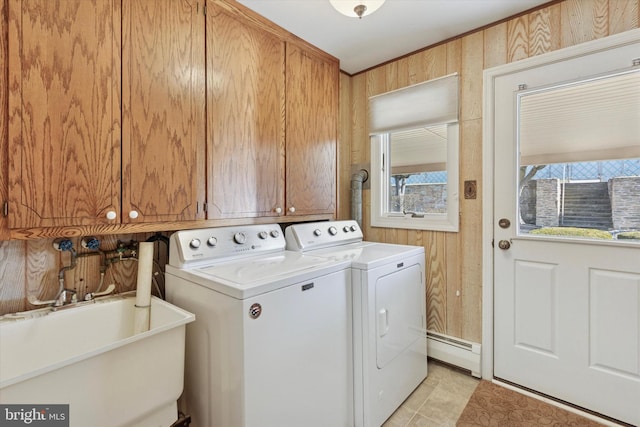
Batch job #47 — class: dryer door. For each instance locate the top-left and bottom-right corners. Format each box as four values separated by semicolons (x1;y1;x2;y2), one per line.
375;263;424;368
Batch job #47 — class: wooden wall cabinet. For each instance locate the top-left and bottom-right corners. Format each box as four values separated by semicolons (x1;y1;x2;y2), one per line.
7;0;205;229
206;2;285;219
285;43;338;217
206;1;338;219
8;0;122;228
121;0;205;224
6;0;335;233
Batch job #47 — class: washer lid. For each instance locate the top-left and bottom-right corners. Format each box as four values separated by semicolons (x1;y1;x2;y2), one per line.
199;252;335;283
168;251;350;299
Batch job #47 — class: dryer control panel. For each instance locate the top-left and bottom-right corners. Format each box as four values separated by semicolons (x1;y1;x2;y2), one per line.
285;220;364;251
169;225;285;268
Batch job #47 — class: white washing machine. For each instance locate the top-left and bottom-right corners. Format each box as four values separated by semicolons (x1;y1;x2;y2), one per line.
285;220;428;427
165;225;353;427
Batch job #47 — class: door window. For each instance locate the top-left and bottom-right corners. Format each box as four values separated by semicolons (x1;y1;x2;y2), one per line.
517;69;640;242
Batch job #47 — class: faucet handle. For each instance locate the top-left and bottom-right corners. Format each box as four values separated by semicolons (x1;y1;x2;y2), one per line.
84;284;116;301
28;295;57;306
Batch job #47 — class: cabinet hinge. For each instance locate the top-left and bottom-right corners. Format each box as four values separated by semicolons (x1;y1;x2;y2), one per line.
203;3;207;15
3;201;7;217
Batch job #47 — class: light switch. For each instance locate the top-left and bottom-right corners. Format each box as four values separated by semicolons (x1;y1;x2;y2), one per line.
464;180;477;199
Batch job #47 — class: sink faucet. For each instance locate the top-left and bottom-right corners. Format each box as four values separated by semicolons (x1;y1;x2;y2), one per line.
29;285;115;309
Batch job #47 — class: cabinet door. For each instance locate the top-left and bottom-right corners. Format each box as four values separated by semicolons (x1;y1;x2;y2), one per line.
122;0;205;223
285;44;338;216
206;1;285;219
8;0;121;228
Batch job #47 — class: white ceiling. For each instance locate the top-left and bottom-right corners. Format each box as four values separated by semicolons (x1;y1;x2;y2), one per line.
237;0;552;74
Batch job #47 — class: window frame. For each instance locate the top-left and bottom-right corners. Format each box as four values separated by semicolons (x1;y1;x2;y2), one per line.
371;122;460;232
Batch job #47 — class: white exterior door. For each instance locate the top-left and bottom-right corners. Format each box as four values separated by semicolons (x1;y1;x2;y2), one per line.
492;36;640;426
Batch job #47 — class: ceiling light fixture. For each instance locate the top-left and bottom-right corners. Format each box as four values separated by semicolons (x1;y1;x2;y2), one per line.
329;0;386;19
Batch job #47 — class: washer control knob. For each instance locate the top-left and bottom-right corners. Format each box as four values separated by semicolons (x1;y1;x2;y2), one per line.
313;229;322;237
189;238;201;249
234;232;247;244
258;231;268;240
350;225;357;232
343;226;350;232
270;230;280;238
207;237;217;247
328;226;338;236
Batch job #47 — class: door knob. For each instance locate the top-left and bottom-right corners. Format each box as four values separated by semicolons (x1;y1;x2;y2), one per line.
498;240;511;250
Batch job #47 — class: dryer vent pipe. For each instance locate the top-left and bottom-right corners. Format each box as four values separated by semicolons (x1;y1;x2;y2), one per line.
351;169;369;229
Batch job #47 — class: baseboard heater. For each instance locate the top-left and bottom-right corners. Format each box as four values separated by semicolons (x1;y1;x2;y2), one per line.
427;331;481;378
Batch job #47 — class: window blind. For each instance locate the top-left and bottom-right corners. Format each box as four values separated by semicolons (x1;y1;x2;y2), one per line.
369;73;459;134
519;69;640;165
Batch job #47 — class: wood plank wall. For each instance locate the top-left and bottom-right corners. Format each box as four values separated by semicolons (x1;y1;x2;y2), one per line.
338;0;639;343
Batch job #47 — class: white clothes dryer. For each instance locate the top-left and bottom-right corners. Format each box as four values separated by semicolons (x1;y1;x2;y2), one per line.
165;224;353;427
285;220;428;427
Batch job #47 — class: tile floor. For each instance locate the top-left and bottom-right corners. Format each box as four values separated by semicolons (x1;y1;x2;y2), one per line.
382;360;480;427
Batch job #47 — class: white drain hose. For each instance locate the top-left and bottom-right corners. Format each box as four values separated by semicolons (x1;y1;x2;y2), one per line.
134;242;154;334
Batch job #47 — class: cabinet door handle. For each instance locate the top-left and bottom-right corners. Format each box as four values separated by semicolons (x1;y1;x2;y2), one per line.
106;210;117;220
288;206;296;213
129;210;139;219
275;207;282;214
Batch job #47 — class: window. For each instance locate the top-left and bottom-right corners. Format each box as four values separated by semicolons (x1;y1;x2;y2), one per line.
370;74;459;232
517;68;640;239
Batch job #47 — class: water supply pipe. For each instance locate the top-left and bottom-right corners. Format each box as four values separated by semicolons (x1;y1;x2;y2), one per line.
351;169;369;228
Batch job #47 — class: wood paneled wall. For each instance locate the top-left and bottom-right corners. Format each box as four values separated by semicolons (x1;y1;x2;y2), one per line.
338;0;639;343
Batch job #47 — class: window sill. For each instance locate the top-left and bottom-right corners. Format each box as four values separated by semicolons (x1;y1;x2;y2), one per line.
371;214;459;232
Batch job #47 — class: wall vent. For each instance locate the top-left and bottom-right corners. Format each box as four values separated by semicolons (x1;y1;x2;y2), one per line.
427;331;481;378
